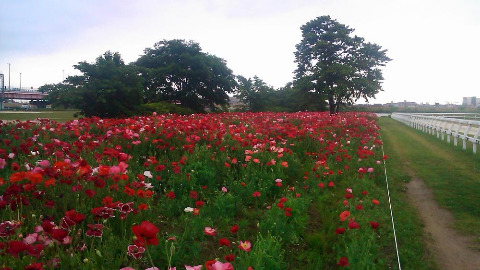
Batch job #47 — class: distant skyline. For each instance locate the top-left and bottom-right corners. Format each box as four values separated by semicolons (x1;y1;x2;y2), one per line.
1;0;479;105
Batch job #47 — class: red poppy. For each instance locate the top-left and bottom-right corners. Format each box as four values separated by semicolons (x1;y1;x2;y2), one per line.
166;191;176;199
138;203;149;210
195;200;204;208
51;228;69;242
370;221;379;229
127;244;145;259
335;228;346;234
230;224;239;234
339;211;350;222
337;257;349;267
205;259;217;270
218;238;230;247
0;221;17;237
86;224;104;237
224;253;235;262
348;222;360;229
6;240;27;257
131;221;159;246
25;262;43;270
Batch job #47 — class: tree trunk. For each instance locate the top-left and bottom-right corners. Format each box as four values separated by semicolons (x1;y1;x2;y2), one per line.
328;96;336;115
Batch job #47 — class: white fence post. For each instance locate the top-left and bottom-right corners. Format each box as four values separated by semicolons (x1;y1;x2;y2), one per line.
391;113;480;154
463;123;472;150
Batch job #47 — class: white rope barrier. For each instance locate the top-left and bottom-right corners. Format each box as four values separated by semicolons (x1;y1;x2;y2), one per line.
380;137;402;270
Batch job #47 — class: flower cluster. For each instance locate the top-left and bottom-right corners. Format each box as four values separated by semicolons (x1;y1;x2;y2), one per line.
0;112;388;269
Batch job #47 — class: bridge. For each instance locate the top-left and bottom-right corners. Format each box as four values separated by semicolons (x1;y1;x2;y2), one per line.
2;91;48;100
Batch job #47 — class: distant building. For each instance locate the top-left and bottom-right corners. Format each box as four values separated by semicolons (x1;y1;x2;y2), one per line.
462;96;479;107
389;100;418;107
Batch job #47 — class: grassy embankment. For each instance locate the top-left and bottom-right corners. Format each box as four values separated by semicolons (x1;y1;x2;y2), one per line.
377;116;480;268
0;110;78;122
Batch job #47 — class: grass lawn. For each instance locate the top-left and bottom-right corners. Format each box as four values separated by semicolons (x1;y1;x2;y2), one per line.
0;110;78;122
378;116;480;249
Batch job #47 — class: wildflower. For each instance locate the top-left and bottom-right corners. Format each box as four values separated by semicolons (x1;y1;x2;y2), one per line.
230;224;239;234
224;253;235;262
50;228;69;242
143;170;153;178
339;211;350;222
337;257;349;267
252;191;261;197
131;221;159;246
195;200;204;208
23;233;38;245
218;238;230;247
91;207;115;219
370;221;379;229
275;179;282;187
0;221;18;237
166;191;176;199
204;227;216;236
25;262;44;270
189;190;198;199
85;224;104;237
372;199;380;205
238;240;251;252
221;186;228;193
348;222;360;229
185;265;203;270
335;228;346;234
127;244;145;259
211;261;233;270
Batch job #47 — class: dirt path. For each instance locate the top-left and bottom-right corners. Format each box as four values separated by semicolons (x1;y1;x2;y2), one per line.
405;167;480;270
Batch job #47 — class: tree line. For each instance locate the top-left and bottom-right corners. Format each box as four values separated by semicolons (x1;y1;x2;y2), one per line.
40;15;390;117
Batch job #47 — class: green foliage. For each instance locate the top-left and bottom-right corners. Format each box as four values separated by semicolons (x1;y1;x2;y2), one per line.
139;102;194;115
236;233;286;270
136;39;237;112
235;76;275;112
43;83;81;109
66;51;144;118
294;15;391;114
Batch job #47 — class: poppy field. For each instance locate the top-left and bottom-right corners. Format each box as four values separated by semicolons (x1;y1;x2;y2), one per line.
0;112;394;270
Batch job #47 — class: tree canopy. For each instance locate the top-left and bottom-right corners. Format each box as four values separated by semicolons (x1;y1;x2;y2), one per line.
294;15;391;114
135;39;237;112
66;51;144;118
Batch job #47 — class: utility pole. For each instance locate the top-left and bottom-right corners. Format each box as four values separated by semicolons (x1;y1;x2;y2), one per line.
0;73;4;111
7;63;10;90
20;72;22;90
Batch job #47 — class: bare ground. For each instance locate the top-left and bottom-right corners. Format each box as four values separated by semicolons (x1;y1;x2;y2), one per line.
405;167;480;270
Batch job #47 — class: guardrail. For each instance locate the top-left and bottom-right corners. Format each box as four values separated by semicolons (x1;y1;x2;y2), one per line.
391;113;480;154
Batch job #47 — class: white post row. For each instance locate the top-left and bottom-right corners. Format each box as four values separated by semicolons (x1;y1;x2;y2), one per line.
391;113;480;154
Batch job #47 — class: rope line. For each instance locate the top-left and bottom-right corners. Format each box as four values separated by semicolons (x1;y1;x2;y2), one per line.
380;137;402;270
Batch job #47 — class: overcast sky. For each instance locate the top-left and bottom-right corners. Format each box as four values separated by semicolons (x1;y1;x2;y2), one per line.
1;0;479;104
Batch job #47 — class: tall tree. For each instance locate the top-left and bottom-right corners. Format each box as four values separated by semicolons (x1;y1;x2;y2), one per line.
41;83;80;109
235;75;275;112
66;51;144;117
294;15;391;114
136;39;237;112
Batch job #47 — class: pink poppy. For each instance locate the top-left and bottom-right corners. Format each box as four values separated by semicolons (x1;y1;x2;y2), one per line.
238;240;251;252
